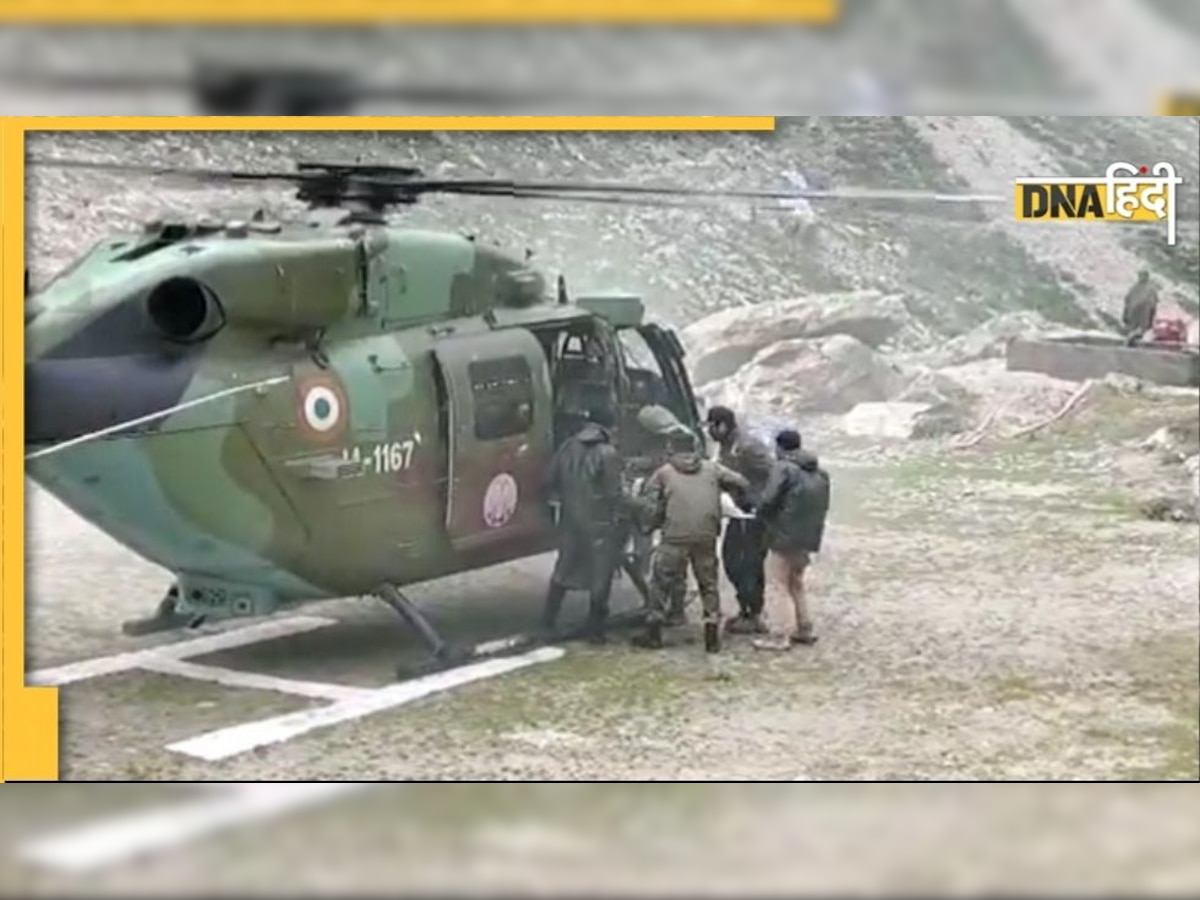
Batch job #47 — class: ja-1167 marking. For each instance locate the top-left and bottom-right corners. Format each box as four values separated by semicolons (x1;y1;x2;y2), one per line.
340;439;419;477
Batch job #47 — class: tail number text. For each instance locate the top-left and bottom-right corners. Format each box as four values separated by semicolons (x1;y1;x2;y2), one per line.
341;439;416;475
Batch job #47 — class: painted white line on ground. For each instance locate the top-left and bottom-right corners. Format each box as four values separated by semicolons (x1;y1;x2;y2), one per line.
26;616;338;687
141;658;373;703
18;782;371;874
168;646;567;762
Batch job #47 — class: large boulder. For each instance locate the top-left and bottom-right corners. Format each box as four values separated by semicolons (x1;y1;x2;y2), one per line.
920;311;1052;369
699;334;908;418
843;402;940;440
682;290;922;386
925;359;1084;429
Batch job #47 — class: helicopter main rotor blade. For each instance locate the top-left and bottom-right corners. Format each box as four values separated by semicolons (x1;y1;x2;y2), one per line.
28;155;1009;208
26;156;306;185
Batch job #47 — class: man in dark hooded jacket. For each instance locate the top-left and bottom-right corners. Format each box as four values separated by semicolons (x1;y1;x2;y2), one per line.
1122;269;1160;346
633;430;752;654
541;406;628;643
753;429;831;650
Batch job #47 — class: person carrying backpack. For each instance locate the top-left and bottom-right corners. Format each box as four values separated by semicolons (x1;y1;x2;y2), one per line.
752;428;831;651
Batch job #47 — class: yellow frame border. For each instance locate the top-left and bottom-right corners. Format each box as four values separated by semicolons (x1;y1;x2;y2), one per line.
1158;93;1200;117
1;115;775;782
6;0;837;23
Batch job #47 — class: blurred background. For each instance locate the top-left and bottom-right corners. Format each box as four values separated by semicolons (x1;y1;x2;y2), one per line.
0;0;1198;115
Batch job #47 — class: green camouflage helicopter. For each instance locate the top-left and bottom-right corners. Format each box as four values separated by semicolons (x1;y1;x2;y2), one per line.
29;156;854;674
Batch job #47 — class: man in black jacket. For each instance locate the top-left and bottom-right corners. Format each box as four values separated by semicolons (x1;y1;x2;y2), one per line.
753;428;831;650
706;405;775;634
541;406;629;644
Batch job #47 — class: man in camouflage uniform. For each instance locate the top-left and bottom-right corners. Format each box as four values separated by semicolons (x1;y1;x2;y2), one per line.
1122;269;1160;346
627;405;693;625
541;405;629;644
633;430;752;654
705;405;775;634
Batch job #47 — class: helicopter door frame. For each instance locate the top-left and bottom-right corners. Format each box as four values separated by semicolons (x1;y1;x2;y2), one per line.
635;323;703;434
432;328;554;552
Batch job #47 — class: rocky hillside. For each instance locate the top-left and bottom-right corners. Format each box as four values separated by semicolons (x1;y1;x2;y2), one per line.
29;116;1199;344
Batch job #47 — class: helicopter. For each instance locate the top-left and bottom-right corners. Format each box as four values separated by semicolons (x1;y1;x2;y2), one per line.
24;154;1010;676
23;156;833;675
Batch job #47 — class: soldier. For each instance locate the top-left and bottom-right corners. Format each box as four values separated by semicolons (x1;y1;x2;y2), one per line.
632;429;752;654
1122;269;1160;346
753;429;831;651
629;405;694;626
705;405;775;635
540;404;628;644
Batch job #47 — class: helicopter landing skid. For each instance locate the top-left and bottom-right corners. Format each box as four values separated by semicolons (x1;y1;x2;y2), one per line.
121;587;207;637
375;583;650;681
374;583;474;679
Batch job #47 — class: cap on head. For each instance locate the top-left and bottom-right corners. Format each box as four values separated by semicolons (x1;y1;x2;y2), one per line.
775;428;802;452
1138;269;1150;280
705;405;737;430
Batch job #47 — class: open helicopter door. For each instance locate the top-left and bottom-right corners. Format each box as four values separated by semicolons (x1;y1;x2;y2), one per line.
432;328;554;551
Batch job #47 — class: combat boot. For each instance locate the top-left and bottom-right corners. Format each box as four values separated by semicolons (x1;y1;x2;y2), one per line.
631;621;664;650
664;603;687;628
704;622;721;654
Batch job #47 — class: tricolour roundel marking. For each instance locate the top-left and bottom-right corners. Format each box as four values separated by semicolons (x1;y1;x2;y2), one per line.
295;373;349;443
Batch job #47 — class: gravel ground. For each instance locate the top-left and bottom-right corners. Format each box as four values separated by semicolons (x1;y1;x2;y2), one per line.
24;384;1199;787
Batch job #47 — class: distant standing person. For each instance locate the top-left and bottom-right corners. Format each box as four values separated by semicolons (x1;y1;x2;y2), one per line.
753;429;831;651
1122;269;1160;346
633;430;752;654
705;405;775;635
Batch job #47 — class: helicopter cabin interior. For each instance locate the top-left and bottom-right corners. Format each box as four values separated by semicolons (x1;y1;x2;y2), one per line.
527;294;699;457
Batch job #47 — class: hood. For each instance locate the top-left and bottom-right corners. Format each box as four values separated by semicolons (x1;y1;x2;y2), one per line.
576;422;611;445
669;452;704;474
781;448;819;471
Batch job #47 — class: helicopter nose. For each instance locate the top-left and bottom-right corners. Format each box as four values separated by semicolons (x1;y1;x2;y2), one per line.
26;353;200;449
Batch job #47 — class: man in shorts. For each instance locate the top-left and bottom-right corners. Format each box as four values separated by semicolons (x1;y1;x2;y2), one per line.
753;429;831;650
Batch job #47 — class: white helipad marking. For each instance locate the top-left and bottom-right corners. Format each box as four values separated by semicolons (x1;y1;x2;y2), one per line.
141;658;372;703
18;782;370;874
168;646;566;762
26;616;337;687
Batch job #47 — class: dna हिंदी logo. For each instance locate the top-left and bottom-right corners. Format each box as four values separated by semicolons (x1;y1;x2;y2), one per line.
1013;161;1182;246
